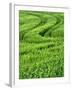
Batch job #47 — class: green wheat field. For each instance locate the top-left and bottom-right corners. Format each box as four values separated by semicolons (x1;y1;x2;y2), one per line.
19;10;64;79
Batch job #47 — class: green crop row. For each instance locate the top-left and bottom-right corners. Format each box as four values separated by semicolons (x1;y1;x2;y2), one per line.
19;10;64;79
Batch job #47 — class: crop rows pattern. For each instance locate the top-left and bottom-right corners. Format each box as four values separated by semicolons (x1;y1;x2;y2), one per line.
19;10;64;79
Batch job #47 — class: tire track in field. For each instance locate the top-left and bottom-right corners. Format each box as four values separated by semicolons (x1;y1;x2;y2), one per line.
19;11;64;55
19;12;64;42
20;12;58;43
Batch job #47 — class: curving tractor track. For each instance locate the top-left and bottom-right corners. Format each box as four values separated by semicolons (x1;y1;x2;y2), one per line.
19;10;64;79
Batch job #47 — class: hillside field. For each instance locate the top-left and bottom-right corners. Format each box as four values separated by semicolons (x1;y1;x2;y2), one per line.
19;10;64;79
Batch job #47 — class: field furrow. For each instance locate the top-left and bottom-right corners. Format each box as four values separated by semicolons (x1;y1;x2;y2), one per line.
19;10;64;79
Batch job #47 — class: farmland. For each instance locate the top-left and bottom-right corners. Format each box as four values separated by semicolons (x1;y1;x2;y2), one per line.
19;10;64;79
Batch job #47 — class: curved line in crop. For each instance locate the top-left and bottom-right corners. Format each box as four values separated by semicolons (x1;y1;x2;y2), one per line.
19;11;64;79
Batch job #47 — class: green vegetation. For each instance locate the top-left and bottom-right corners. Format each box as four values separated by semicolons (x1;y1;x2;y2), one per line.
19;10;64;79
